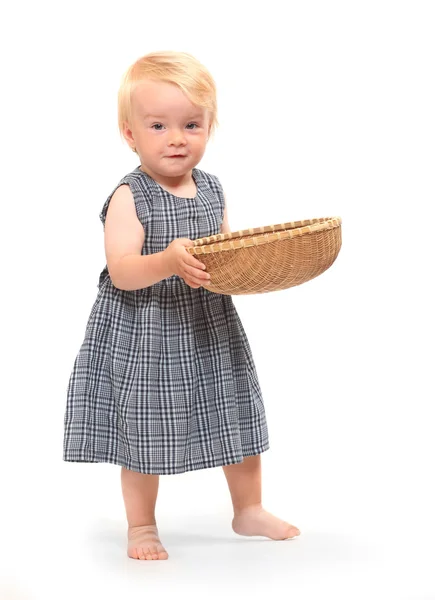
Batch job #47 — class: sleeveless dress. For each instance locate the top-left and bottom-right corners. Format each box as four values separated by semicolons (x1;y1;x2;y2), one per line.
63;166;269;475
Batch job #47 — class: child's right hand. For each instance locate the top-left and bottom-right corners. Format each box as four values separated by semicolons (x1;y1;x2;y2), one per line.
163;239;211;289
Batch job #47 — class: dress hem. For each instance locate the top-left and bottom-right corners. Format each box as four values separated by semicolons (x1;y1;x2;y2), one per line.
62;444;270;475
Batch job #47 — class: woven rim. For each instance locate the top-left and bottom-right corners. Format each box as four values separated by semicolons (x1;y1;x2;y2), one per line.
187;217;342;255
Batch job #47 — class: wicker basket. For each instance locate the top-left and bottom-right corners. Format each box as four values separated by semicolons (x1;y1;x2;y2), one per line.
186;217;342;295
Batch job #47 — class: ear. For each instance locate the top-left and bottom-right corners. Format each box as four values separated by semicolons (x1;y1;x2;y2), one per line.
122;121;136;151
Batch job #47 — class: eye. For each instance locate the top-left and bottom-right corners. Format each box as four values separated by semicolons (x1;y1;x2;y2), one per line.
151;123;164;130
186;123;199;129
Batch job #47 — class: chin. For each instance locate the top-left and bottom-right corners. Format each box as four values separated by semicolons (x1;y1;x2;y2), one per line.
167;160;195;170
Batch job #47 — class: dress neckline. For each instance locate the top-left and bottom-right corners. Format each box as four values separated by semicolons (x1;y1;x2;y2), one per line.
134;166;200;200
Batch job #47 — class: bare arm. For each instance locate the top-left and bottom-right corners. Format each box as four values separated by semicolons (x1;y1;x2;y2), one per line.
220;191;231;234
105;184;210;291
104;185;172;290
111;253;173;291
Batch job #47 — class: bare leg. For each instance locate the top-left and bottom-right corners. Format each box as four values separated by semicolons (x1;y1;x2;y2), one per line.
222;454;300;540
121;467;168;560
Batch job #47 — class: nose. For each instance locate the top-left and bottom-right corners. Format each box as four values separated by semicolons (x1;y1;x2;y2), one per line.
169;129;187;146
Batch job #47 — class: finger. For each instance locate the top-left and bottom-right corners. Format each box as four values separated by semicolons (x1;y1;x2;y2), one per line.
185;256;207;272
185;279;202;289
185;270;210;286
184;274;206;286
185;265;210;281
178;238;194;247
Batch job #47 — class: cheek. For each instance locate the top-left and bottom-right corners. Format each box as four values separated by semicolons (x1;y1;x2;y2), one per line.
192;133;208;145
145;134;161;147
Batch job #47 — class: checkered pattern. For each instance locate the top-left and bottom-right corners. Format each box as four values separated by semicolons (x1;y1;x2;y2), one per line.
63;166;269;474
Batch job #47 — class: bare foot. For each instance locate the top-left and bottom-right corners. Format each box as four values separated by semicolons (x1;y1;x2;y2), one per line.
127;524;169;560
232;505;301;540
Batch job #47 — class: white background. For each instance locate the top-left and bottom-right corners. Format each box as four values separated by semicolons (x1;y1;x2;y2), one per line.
1;1;434;599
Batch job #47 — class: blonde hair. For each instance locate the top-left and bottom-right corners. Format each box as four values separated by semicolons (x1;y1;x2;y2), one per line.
118;51;219;154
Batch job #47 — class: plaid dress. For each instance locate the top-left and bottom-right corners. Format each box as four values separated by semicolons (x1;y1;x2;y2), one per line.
63;166;269;475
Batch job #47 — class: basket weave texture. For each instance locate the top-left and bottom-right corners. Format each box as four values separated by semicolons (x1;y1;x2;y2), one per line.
186;217;342;295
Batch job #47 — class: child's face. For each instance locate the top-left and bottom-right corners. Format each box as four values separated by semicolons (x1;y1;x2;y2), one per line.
124;79;211;178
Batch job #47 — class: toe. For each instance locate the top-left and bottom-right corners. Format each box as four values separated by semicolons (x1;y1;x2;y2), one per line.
286;525;300;538
156;542;168;560
145;545;155;560
127;525;168;560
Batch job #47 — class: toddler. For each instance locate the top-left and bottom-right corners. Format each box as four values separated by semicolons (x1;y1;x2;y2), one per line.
63;50;300;560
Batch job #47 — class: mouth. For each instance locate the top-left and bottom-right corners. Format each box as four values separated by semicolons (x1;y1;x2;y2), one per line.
167;155;186;158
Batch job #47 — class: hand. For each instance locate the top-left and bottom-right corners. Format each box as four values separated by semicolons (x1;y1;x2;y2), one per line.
163;238;211;289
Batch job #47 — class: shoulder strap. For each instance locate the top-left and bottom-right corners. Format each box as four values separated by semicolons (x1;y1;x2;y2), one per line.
99;172;153;229
197;169;225;221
